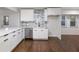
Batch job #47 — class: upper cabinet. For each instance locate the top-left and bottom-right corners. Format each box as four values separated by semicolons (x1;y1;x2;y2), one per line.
47;8;61;16
21;9;34;22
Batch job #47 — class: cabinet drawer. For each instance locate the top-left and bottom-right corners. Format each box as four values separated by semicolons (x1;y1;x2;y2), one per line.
0;35;11;52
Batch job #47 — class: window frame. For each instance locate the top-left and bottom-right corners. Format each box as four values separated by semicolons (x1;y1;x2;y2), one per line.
61;15;77;28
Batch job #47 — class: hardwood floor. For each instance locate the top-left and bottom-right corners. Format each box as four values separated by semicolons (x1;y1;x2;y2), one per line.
13;36;79;52
61;35;79;52
13;37;64;52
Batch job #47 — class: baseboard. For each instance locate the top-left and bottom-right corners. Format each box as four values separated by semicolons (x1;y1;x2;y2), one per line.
25;38;33;40
33;39;48;40
48;37;60;40
48;36;61;40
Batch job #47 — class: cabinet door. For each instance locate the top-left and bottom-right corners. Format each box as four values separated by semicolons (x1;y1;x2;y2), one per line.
22;28;25;39
37;29;47;39
0;36;5;52
21;29;23;40
0;34;12;52
33;29;38;39
17;29;23;43
35;29;48;39
10;31;18;50
33;29;48;40
21;9;34;21
41;29;48;39
37;29;42;39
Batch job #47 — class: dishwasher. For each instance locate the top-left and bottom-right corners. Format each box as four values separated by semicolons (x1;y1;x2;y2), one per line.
25;28;33;39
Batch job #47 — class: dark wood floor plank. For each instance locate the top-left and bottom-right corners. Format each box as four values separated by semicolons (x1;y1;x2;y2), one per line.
61;35;79;52
13;36;79;52
13;37;64;52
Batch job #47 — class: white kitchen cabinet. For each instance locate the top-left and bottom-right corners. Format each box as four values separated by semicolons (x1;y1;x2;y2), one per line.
21;29;25;40
10;31;18;49
39;29;48;39
21;9;34;22
33;29;38;39
0;31;18;52
0;28;24;52
0;34;12;52
33;28;48;40
47;8;61;15
0;36;7;52
17;29;22;43
22;28;25;39
10;29;24;51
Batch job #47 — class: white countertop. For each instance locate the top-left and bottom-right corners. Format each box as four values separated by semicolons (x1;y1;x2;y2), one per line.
0;27;22;37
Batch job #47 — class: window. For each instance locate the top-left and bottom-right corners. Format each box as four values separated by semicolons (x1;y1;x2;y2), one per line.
3;16;9;25
70;16;76;27
61;16;65;26
61;15;77;27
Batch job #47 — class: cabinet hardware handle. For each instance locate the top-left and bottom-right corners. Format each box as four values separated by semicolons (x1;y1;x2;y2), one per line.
18;29;20;31
13;31;16;33
13;35;16;37
4;34;8;36
4;39;8;42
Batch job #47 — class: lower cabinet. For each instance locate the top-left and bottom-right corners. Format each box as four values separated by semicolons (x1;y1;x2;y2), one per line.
33;29;48;40
38;29;48;39
33;29;38;39
22;28;25;39
0;28;25;52
10;31;18;50
17;29;23;43
0;34;12;52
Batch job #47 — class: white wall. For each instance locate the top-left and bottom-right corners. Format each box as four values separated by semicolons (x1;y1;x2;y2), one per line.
9;12;20;27
61;9;79;35
0;16;3;28
5;7;19;13
0;8;20;28
47;8;61;15
61;16;79;35
48;16;61;39
0;8;11;28
61;27;79;35
62;9;79;15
